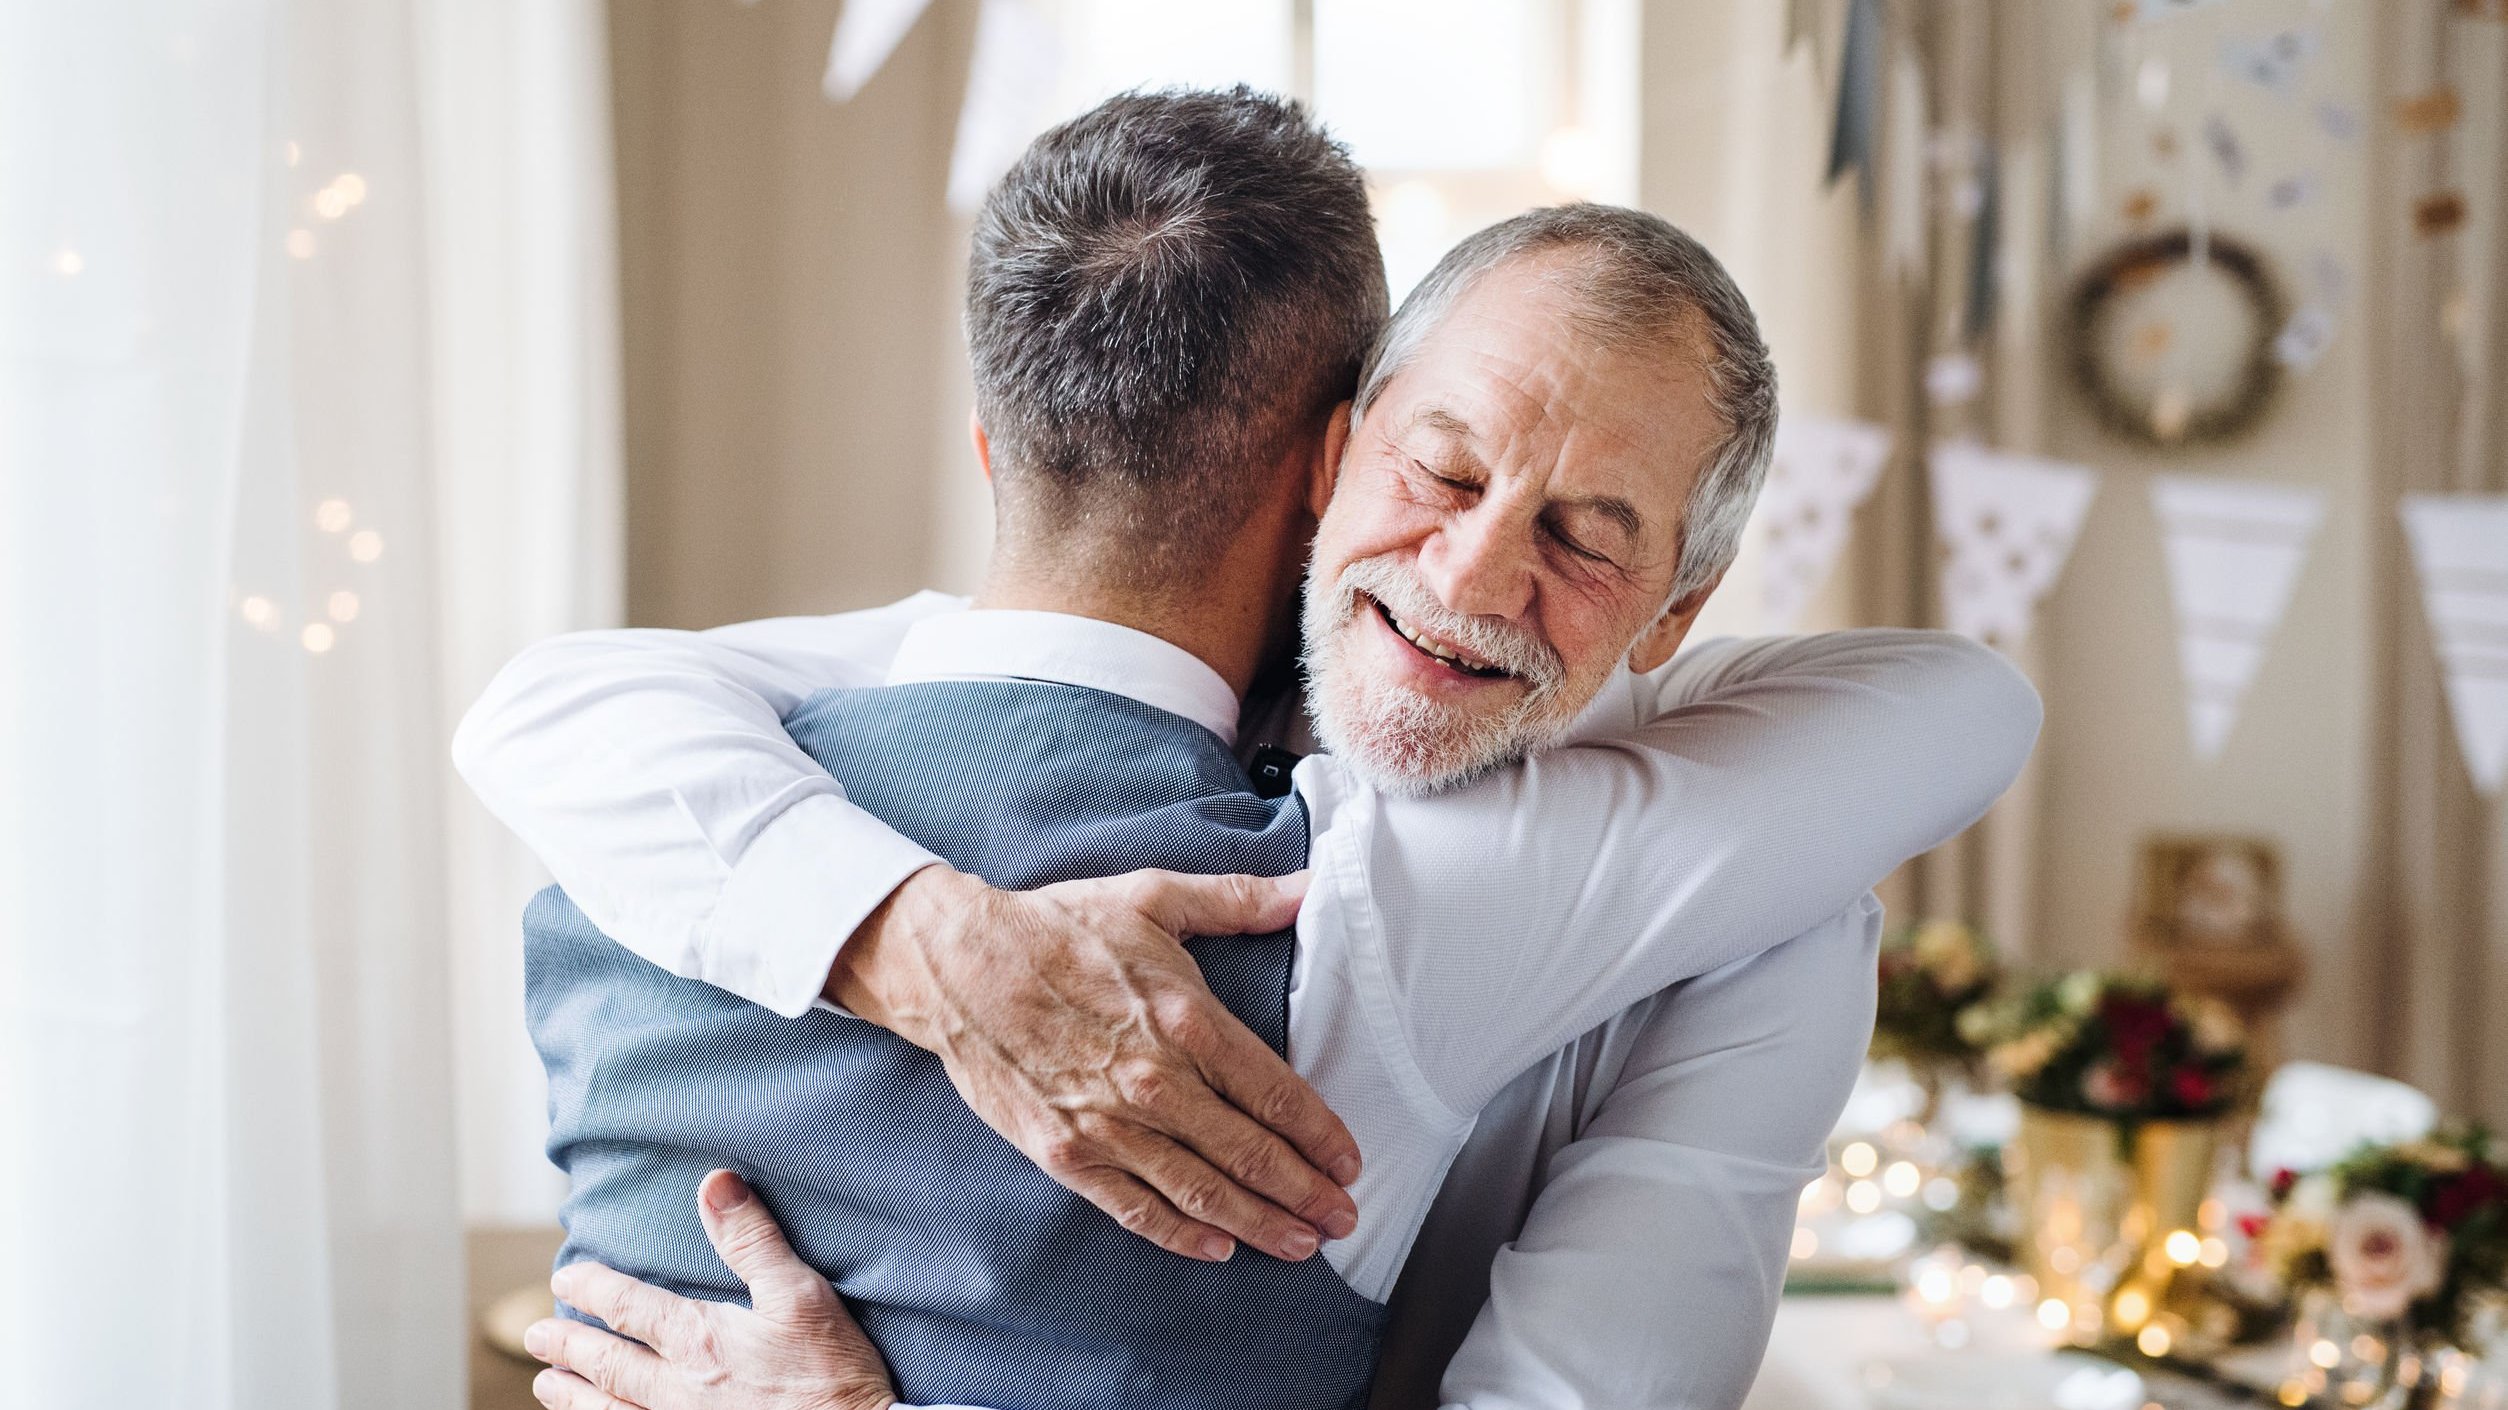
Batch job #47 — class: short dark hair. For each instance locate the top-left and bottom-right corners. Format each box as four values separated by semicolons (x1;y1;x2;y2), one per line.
966;87;1387;580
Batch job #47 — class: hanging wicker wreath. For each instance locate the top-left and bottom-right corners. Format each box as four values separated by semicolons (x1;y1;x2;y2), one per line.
2064;228;2289;450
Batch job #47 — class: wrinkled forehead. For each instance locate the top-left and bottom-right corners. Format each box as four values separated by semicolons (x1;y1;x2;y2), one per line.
1368;257;1725;509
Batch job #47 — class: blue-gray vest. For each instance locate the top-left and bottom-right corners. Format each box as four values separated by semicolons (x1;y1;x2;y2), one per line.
525;680;1389;1410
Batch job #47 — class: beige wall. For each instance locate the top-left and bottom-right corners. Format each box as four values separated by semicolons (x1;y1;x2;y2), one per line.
2034;0;2379;1067
609;0;977;627
1636;0;1868;646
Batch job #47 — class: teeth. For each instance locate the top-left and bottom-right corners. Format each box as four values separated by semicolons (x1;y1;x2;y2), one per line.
1383;602;1492;672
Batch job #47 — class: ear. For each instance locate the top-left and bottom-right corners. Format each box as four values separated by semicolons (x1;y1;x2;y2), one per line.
1307;401;1354;519
1625;570;1725;674
969;411;993;483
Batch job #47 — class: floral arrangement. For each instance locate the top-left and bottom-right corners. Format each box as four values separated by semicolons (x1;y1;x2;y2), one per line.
1957;971;2246;1120
1870;919;1999;1070
2253;1130;2508;1344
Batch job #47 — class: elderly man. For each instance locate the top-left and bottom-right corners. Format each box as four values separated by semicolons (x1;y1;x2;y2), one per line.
461;89;2037;1410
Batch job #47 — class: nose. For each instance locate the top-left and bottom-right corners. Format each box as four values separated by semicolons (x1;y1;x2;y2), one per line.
1418;504;1534;621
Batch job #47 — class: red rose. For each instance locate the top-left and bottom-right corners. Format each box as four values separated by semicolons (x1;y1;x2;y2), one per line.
2101;994;2173;1059
2238;1212;2271;1240
2170;1068;2214;1109
2271;1168;2299;1201
2428;1165;2506;1228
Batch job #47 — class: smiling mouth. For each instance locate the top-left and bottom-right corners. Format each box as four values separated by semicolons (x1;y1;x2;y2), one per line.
1368;595;1512;679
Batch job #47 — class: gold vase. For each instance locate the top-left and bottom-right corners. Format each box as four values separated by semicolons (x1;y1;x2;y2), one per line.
2007;1105;2220;1344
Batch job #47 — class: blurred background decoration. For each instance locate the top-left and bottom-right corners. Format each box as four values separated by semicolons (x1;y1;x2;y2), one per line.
3;0;2504;1407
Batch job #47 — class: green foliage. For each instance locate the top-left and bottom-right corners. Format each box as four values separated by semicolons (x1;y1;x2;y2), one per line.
1961;971;2247;1121
1869;920;1998;1069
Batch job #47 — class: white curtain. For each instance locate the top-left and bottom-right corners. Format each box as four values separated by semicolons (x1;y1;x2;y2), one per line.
0;0;622;1402
418;0;626;1228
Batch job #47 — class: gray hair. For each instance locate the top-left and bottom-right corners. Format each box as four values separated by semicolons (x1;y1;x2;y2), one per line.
967;87;1389;582
1354;204;1777;606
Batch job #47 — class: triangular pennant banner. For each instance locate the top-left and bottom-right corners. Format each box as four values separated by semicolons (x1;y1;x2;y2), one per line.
1758;416;1894;631
1787;0;1840;88
2151;475;2325;762
2400;494;2508;795
823;0;935;102
1825;0;1883;201
1930;443;2100;651
947;0;1064;213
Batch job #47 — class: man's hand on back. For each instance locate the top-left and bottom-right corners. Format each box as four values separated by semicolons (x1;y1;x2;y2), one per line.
527;1170;894;1410
828;865;1361;1264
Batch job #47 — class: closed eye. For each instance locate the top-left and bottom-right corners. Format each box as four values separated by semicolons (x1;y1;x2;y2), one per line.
1543;516;1613;565
1413;459;1480;497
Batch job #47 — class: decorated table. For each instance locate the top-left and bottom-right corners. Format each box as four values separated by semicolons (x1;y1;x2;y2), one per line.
1755;932;2508;1410
1745;1293;2270;1410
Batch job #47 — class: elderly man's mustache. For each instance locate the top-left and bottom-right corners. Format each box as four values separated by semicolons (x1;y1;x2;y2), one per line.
1311;555;1567;695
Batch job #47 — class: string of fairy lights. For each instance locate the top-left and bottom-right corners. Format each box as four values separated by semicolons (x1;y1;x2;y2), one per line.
245;142;382;654
40;136;390;657
45;137;381;652
235;496;384;655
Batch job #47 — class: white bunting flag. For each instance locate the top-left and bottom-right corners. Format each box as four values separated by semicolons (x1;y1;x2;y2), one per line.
2151;476;2325;762
1930;443;2099;650
1758;416;1893;631
823;0;935;102
947;0;1064;212
2400;495;2508;795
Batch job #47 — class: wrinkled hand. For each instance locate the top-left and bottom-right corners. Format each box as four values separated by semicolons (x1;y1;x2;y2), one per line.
829;866;1360;1263
527;1170;894;1410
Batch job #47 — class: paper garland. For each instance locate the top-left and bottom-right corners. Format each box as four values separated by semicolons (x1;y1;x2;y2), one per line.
823;0;1063;214
2400;495;2508;796
1757;416;1894;631
944;0;1063;213
1785;0;1840;87
823;0;934;102
1825;0;1882;201
2217;28;2320;96
1930;443;2100;651
2151;476;2325;763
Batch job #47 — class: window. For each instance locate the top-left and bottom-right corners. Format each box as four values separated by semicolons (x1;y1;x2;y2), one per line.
1036;0;1636;299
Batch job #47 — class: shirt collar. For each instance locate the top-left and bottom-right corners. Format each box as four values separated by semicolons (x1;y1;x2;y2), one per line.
886;608;1243;747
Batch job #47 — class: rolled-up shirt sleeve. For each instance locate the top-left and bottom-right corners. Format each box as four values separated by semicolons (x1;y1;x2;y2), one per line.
449;594;960;1016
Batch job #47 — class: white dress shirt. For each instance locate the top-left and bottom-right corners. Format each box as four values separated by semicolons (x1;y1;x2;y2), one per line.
452;596;2042;1405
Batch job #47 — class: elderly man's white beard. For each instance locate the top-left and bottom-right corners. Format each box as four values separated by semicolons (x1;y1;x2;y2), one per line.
1299;553;1585;797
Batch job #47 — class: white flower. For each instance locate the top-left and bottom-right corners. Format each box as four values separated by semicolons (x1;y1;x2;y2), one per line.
2057;971;2103;1016
2328;1193;2448;1322
1913;921;1981;991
